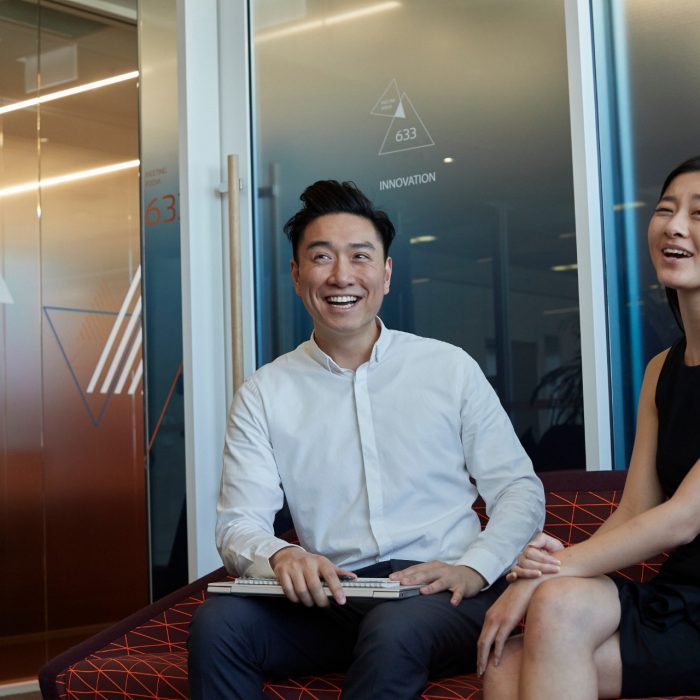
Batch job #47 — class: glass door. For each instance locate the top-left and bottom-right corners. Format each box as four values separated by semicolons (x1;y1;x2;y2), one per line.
250;0;585;471
0;1;146;681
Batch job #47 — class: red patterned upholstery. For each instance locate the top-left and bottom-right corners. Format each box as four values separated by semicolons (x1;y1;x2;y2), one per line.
39;470;700;700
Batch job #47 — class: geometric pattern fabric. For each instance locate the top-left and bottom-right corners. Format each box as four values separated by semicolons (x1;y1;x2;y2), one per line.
40;472;699;700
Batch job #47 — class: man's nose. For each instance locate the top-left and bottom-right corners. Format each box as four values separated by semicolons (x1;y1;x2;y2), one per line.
328;258;353;285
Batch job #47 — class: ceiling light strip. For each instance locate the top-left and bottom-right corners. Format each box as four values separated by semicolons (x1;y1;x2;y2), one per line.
256;2;401;43
0;70;139;116
0;159;140;198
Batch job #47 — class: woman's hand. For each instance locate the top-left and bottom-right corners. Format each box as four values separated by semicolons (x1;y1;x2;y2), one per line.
476;578;538;676
506;532;563;582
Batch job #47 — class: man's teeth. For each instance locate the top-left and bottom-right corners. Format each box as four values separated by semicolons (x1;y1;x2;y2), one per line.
663;248;692;258
328;296;358;304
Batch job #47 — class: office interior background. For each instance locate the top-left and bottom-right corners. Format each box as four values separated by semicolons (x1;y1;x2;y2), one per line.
0;0;697;690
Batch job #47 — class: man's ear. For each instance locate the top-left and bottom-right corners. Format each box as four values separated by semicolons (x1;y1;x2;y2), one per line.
290;259;301;296
384;256;393;294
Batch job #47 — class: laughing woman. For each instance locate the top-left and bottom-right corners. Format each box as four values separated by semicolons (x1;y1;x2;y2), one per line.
477;156;700;700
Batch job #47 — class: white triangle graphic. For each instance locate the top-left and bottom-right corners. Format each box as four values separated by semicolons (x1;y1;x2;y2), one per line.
378;93;435;156
371;78;401;118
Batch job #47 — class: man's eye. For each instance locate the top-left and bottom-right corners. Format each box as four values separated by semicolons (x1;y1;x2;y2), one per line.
654;207;672;214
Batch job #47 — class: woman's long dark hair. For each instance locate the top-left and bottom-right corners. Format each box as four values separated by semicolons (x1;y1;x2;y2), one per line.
657;156;700;333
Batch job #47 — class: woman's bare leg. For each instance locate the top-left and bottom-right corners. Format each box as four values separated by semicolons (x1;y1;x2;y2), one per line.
520;576;623;700
482;634;523;700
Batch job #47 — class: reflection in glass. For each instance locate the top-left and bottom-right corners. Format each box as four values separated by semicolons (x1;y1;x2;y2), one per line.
252;0;584;471
593;0;700;469
0;3;145;682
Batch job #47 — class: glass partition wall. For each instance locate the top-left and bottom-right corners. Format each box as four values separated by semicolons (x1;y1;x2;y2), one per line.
0;1;146;682
251;0;585;471
593;0;700;469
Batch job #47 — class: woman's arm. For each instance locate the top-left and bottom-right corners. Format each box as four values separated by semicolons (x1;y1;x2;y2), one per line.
592;350;667;535
508;351;669;581
479;452;700;672
478;349;700;671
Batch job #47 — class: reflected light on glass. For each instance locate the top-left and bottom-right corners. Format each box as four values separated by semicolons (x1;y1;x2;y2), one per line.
551;263;578;272
443;157;454;163
409;235;437;244
612;200;645;211
256;2;401;43
543;306;579;316
0;70;139;116
0;159;140;198
0;273;13;304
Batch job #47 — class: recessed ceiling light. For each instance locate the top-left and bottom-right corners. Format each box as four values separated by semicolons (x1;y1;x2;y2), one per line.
613;201;645;211
410;235;437;244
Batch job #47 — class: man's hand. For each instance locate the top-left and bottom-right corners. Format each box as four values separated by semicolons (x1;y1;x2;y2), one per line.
270;546;355;607
476;578;537;676
388;561;486;606
506;532;564;582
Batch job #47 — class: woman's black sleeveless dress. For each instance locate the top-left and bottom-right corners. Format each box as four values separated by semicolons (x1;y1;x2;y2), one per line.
613;338;700;697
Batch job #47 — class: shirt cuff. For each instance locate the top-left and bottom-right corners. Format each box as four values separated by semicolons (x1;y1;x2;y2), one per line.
456;547;510;588
247;540;303;578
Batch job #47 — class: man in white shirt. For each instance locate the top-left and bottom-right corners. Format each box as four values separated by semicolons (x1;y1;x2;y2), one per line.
188;180;544;700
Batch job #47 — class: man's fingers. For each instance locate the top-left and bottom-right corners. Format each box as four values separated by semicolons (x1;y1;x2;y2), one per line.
307;580;330;607
450;589;464;607
277;572;300;603
320;569;347;605
390;561;444;582
389;564;427;582
418;577;448;596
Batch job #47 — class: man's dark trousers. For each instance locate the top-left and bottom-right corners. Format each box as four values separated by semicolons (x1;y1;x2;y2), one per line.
188;560;506;700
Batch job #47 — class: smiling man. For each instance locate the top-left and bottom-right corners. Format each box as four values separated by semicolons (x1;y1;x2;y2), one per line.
188;180;545;700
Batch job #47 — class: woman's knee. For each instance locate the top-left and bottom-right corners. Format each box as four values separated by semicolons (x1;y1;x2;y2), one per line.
525;577;619;652
527;577;593;626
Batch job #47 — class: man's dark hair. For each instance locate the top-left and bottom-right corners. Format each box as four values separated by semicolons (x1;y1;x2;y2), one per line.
657;155;700;333
283;180;396;261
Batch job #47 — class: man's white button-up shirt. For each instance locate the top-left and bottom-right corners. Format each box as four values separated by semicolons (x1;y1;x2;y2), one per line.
216;322;545;585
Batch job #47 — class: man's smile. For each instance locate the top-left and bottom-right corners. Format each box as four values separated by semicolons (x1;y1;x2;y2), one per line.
326;295;361;308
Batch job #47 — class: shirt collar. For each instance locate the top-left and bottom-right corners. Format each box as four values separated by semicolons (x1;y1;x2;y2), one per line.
305;318;391;373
